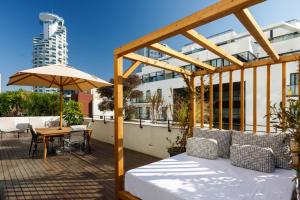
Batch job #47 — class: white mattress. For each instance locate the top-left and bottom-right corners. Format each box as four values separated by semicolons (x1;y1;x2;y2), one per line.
125;153;296;200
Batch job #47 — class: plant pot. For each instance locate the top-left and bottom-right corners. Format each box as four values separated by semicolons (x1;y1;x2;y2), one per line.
168;147;186;157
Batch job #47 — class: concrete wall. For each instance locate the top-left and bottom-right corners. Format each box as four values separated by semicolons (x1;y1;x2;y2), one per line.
89;119;181;158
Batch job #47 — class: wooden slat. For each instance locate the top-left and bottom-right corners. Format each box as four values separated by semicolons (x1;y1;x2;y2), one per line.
253;67;257;133
209;73;213;129
240;68;245;131
190;75;196;135
229;71;233;130
298;59;300;99
123;61;142;78
183;29;244;67
235;9;279;61
149;43;215;71
194;53;300;76
124;53;192;76
266;64;271;133
219;72;223;130
200;75;204;128
114;55;124;194
114;0;265;56
282;62;286;109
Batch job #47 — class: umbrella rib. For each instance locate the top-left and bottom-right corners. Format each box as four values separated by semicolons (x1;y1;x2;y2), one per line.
49;76;56;88
71;77;83;92
32;74;55;84
7;74;32;86
86;80;98;88
62;77;70;85
9;73;28;79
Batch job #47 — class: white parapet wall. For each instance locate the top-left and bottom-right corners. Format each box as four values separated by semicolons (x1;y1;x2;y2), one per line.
89;119;181;158
0;116;60;132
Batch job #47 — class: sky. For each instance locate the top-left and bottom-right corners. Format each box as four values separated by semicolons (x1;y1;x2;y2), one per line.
0;0;299;91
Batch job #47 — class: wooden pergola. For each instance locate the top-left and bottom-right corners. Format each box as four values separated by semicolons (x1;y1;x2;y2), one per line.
113;0;300;199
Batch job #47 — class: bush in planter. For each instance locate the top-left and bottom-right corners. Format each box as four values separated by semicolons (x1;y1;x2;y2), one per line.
270;99;300;175
63;100;84;126
167;100;189;156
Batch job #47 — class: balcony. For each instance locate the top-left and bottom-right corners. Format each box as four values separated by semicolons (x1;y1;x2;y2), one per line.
287;85;299;96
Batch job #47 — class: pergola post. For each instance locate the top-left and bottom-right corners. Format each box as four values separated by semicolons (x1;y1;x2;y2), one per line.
209;73;214;129
219;72;223;130
114;55;124;196
200;75;204;128
190;75;196;136
253;67;257;133
240;68;245;131
266;64;271;133
229;71;233;130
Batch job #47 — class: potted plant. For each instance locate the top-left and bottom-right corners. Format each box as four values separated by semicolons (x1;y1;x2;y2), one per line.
167;100;190;157
270;99;300;175
63;100;84;126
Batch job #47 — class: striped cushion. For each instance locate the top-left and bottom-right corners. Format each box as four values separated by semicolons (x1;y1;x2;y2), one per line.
230;144;275;173
186;137;218;160
232;131;291;169
193;128;231;158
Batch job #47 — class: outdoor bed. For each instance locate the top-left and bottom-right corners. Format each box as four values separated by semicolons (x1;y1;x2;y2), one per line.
125;153;296;200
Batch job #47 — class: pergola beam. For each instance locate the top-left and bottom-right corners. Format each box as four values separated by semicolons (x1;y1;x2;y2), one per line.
124;53;192;76
114;0;265;56
123;61;142;78
149;43;215;71
193;53;300;76
235;9;279;61
183;29;244;67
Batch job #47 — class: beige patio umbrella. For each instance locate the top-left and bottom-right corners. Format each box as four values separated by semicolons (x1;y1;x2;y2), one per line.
7;64;112;129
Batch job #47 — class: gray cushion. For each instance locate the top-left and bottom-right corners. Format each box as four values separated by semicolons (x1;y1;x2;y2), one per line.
232;131;291;169
193;128;231;158
186;137;218;160
230;144;275;173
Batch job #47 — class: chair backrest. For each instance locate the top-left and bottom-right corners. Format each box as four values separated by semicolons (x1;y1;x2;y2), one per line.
69;131;85;143
29;124;38;141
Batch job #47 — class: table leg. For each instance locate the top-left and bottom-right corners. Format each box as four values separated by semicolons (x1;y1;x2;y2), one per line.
44;136;48;160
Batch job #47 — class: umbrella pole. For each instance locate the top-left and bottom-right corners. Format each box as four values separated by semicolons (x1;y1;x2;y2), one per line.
59;86;63;130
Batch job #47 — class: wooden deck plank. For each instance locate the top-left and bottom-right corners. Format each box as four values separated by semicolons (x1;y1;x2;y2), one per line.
0;133;158;199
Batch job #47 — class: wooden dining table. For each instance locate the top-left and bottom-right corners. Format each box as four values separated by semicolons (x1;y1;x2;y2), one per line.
36;127;93;160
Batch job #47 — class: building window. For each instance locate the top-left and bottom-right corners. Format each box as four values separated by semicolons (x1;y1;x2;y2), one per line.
288;73;299;96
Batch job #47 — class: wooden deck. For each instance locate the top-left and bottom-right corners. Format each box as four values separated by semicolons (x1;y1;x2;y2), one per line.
0;132;159;200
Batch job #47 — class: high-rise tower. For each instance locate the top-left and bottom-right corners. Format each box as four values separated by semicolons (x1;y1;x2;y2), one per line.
32;13;68;93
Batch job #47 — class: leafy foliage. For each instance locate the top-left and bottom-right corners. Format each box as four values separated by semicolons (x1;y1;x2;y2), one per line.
97;74;143;120
63;100;84;126
270;99;300;176
0;90;60;117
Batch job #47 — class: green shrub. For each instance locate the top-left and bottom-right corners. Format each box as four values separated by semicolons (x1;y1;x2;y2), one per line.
63;100;83;126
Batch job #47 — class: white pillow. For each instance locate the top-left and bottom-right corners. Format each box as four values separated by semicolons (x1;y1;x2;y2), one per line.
186;137;218;160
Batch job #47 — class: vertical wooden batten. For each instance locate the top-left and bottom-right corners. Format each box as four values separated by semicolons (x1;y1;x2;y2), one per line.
282;62;286;117
209;73;213;129
298;59;300;100
253;67;257;133
190;75;196;136
219;72;223;130
114;55;124;195
200;75;204;128
240;68;245;132
266;64;271;133
229;71;233;130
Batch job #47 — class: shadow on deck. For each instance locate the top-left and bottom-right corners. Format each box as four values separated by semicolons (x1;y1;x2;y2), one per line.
0;133;159;200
